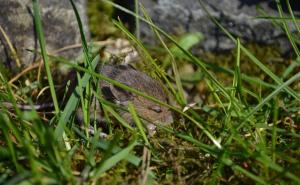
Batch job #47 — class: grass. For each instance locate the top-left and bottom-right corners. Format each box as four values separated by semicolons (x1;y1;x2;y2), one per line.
0;0;300;184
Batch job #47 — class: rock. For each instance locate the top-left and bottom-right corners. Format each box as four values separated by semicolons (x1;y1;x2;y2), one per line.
0;0;89;68
138;0;300;53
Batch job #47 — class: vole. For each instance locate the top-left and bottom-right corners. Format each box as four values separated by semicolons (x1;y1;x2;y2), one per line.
3;64;173;131
101;64;172;121
77;64;173;134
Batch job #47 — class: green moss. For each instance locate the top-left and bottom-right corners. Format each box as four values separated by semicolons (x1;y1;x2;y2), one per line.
87;0;118;40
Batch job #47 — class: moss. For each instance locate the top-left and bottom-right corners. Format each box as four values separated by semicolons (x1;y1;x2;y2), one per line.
87;0;118;40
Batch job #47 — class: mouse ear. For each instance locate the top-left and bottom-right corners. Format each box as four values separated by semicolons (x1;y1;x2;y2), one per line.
109;85;134;102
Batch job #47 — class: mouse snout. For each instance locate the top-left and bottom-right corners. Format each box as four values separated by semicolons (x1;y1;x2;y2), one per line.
164;113;174;124
153;110;173;125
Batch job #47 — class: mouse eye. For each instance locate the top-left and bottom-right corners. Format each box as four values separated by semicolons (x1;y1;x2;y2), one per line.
148;105;162;113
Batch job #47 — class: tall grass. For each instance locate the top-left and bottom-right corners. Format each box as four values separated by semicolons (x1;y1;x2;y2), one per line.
0;0;299;184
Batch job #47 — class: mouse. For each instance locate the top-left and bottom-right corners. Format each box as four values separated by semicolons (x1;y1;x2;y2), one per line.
78;64;173;134
102;64;173;123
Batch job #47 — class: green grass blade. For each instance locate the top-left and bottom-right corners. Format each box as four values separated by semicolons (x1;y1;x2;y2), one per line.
282;59;300;79
54;55;99;139
134;0;140;39
285;0;300;35
232;165;267;184
0;114;21;172
92;138;137;178
102;104;134;131
141;5;186;105
32;0;59;114
232;38;243;101
276;0;300;57
69;0;92;65
96;139;141;166
255;16;300;21
128;102;150;146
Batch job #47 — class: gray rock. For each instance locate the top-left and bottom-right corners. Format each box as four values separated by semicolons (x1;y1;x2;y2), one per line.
139;0;300;53
0;0;89;68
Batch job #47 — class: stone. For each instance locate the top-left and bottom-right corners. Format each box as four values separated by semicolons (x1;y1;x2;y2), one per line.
0;0;89;68
138;0;300;53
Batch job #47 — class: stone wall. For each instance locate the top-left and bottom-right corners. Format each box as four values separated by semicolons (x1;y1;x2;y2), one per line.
138;0;299;53
0;0;89;68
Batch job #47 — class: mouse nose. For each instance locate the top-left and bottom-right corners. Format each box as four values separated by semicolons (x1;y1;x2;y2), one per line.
163;112;174;124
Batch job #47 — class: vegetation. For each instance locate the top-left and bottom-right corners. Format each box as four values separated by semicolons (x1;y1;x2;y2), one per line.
0;0;300;184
